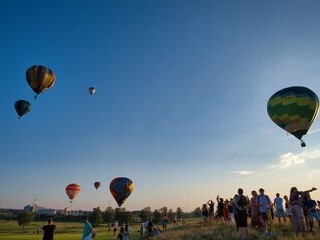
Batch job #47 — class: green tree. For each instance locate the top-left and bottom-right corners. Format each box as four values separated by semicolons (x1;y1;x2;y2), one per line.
139;207;153;222
153;209;162;224
160;207;168;215
115;207;132;224
176;207;183;219
91;207;103;227
103;206;115;230
17;211;35;230
192;207;203;218
168;208;175;222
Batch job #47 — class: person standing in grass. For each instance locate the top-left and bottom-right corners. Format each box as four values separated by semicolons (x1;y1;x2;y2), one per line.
162;214;168;230
231;194;239;230
249;190;261;229
82;216;93;240
223;199;231;225
207;199;215;221
274;193;286;224
113;220;118;235
290;186;317;231
117;226;126;240
42;217;55;240
303;192;320;232
216;195;224;222
256;188;272;235
234;188;249;239
283;195;292;224
202;203;209;222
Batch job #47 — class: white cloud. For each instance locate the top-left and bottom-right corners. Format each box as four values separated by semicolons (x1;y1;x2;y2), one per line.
278;150;320;168
278;152;304;168
230;170;254;175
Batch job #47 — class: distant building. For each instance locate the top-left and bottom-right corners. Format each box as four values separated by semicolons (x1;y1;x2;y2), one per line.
24;204;38;212
63;207;90;217
37;207;56;216
24;204;56;216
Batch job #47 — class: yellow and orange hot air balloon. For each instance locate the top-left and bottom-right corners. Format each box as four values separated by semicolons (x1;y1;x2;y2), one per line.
26;65;56;99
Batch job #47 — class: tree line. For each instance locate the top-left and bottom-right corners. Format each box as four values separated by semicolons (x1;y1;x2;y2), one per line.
16;206;204;229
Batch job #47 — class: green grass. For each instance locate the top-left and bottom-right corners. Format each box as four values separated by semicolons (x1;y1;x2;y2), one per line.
0;220;143;240
160;219;320;240
2;219;320;240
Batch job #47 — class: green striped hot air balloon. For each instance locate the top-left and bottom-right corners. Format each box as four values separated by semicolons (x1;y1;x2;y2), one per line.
14;100;31;119
267;86;319;147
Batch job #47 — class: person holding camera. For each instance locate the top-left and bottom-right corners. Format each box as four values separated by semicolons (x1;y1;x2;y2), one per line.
42;218;55;240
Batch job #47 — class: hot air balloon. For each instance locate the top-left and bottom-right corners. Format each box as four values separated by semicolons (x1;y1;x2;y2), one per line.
267;86;319;147
94;181;101;190
65;183;81;203
26;65;56;99
109;177;134;207
89;87;96;95
14;100;31;119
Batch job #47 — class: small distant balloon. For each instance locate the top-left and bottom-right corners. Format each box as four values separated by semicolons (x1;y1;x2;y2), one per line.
267;86;319;147
65;183;81;203
89;87;96;95
94;181;101;190
109;177;134;207
26;65;56;99
14;100;31;119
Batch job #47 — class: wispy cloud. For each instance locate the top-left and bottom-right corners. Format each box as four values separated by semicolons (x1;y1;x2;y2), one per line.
230;170;254;175
307;128;320;134
278;152;304;168
278;150;320;168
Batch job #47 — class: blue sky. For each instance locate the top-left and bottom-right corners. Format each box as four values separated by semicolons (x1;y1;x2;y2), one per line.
1;0;320;212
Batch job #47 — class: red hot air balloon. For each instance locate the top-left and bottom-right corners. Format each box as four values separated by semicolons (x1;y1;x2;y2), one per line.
65;183;81;203
94;181;101;190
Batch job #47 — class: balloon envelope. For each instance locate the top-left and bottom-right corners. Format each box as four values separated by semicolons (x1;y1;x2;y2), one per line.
94;181;101;190
109;177;134;207
65;183;81;202
26;65;56;98
14;100;31;118
89;87;96;95
267;86;319;141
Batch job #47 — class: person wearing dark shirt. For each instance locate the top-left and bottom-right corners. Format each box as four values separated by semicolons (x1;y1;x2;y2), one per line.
207;199;215;219
304;192;320;231
234;188;249;239
42;218;55;240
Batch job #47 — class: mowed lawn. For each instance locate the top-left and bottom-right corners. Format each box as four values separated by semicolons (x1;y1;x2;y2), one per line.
2;218;320;239
0;220;142;240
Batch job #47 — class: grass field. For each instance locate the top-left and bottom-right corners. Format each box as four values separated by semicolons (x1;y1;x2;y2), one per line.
1;218;320;239
160;220;320;240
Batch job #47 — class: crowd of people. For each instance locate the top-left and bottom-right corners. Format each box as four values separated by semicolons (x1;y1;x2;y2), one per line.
40;186;320;240
201;187;320;239
138;217;162;239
